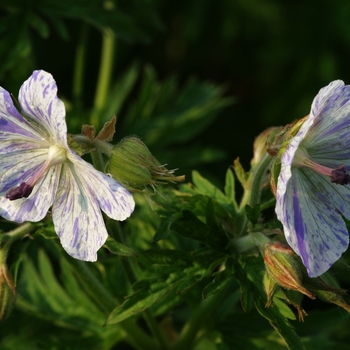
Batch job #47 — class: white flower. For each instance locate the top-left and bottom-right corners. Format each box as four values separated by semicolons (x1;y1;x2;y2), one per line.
276;80;350;277
0;70;135;261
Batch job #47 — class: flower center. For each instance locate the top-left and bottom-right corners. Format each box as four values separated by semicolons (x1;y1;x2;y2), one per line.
293;146;350;185
6;145;67;200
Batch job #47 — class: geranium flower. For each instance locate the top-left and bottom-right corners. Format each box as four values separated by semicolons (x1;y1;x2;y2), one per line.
276;80;350;277
0;70;135;261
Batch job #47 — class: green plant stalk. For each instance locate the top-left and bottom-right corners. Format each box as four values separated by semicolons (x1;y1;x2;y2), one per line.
248;153;273;208
237;153;273;236
90;28;115;128
69;260;158;350
113;220;169;350
0;222;36;263
72;24;88;108
170;286;228;350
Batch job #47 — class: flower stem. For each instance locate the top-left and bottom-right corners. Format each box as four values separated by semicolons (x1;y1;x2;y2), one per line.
72;24;88;109
112;221;169;350
0;223;36;262
237;153;273;236
90;28;115;128
248;153;273;208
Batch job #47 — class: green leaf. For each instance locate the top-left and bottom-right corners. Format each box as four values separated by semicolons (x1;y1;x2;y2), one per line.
224;167;237;207
104;237;137;257
171;210;229;251
272;298;297;321
192;170;228;204
255;298;305;350
202;267;234;299
233;158;248;188
245;204;261;225
152;216;173;242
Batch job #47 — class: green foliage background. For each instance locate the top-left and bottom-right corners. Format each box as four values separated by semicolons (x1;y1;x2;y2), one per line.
1;0;350;349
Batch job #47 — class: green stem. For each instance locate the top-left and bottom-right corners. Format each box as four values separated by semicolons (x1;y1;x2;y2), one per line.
0;223;36;262
248;153;273;208
90;28;115;128
90;148;106;173
170;286;227;350
72;24;88;108
237;153;273;236
113;221;169;350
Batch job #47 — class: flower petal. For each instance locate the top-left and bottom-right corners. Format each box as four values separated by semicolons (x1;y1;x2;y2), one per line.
0;165;60;222
0;87;45;141
52;163;109;261
276;168;349;277
68;152;135;221
19;70;68;146
0;150;48;195
306;81;350;150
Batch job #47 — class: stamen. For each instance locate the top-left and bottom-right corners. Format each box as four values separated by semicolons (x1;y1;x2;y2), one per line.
330;164;350;185
6;182;33;200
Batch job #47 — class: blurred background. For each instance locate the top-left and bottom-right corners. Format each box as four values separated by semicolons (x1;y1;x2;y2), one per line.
1;0;350;185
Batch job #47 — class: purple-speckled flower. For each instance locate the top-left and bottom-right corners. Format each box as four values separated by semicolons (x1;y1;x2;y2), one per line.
276;80;350;278
0;70;135;261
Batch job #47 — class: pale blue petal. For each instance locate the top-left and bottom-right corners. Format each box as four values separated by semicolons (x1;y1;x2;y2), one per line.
0;86;46;141
68;152;135;221
19;70;68;147
0;165;60;222
52;163;108;261
276;168;349;277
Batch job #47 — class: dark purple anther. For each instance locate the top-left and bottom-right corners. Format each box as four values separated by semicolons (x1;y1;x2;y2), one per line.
330;164;350;185
6;182;33;200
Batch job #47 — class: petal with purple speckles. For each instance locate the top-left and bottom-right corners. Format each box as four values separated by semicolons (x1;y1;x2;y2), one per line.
0;165;60;223
276;79;350;277
276;167;349;277
0;87;45;141
52;163;108;261
19;70;68;146
68;153;135;221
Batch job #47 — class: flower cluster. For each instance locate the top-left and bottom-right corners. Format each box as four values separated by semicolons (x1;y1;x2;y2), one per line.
275;80;350;277
0;70;135;261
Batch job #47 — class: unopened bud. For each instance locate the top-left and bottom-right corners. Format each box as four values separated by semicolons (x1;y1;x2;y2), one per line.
108;136;185;192
0;264;16;321
251;127;282;168
314;290;350;312
264;242;315;300
263;272;279;307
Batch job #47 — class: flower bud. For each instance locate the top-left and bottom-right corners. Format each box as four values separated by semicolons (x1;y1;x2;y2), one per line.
0;264;16;321
108;136;185;192
313;290;350;312
263;242;315;299
263;272;279;307
251;127;282;168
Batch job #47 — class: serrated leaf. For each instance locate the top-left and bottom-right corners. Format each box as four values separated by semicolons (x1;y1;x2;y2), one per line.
104;237;136;256
202;268;234;299
152;216;173;242
233;158;248;188
224;167;237;209
245;204;261;225
273;298;297;321
107;287;168;324
192;171;228;204
255;298;305;350
171;210;228;251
